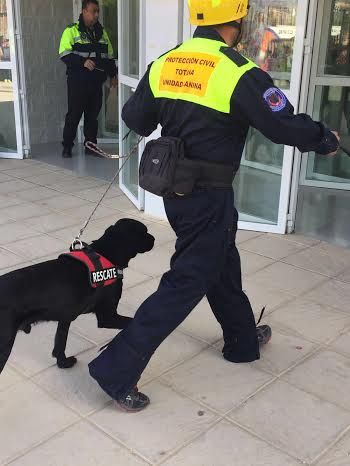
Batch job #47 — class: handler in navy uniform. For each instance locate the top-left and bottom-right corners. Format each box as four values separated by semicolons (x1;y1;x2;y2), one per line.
88;0;340;412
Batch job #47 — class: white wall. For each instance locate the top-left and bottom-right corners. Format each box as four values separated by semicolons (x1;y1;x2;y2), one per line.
143;0;183;220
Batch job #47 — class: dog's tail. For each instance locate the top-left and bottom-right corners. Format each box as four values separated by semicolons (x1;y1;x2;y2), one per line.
0;313;18;375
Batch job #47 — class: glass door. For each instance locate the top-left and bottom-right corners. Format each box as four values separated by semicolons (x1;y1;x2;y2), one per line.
232;0;308;233
0;0;23;158
118;0;145;208
297;0;350;246
97;0;119;143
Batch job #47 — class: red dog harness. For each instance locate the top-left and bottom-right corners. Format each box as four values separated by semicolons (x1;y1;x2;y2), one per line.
60;248;123;289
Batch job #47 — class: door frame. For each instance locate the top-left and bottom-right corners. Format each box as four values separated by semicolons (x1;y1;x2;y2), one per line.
0;0;25;159
118;0;145;210
299;0;350;192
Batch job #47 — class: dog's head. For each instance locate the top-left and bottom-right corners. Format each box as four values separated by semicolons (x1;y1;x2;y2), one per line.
92;218;155;268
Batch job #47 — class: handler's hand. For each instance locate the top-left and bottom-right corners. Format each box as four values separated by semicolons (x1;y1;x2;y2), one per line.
110;77;118;88
327;131;340;156
84;59;96;71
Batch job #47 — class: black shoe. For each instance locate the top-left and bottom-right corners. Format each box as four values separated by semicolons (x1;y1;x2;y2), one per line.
257;325;272;346
116;387;150;413
256;307;272;346
62;147;72;158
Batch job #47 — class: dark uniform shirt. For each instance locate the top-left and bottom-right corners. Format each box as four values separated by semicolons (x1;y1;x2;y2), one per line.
122;26;339;166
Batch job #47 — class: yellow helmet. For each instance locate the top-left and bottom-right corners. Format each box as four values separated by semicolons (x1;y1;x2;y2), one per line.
188;0;249;26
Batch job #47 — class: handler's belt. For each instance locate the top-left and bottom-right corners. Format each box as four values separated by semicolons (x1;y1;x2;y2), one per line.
60;248;123;289
139;137;237;197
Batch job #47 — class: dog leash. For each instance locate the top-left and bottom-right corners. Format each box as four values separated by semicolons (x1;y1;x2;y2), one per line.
71;133;143;251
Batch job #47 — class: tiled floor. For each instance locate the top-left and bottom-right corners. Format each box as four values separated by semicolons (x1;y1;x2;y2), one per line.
0;158;350;465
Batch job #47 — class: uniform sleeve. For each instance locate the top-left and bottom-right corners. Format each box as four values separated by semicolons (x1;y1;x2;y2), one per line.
122;66;159;136
232;67;339;155
104;30;114;59
59;27;85;68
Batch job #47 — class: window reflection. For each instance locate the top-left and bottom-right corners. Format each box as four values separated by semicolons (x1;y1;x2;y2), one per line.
237;0;297;89
318;0;350;76
0;70;17;152
0;0;10;62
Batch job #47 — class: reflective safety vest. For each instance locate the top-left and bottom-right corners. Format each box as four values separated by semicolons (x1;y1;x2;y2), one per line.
149;38;257;114
59;22;114;60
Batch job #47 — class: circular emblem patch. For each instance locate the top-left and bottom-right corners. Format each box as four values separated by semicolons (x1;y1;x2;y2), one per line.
263;87;287;112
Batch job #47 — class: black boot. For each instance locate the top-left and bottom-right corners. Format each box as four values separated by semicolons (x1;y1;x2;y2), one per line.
116;387;150;413
257;325;272;346
62;147;72;158
256;307;272;346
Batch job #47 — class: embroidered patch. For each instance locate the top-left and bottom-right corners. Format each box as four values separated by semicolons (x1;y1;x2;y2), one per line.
263;87;287;112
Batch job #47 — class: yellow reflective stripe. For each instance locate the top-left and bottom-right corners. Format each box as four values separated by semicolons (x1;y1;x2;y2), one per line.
103;30;114;58
59;27;75;54
149;38;256;114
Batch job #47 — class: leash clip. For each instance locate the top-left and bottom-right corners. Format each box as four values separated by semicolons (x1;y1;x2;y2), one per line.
70;238;85;252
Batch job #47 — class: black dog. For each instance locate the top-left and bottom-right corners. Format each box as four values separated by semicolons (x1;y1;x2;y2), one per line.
0;219;154;374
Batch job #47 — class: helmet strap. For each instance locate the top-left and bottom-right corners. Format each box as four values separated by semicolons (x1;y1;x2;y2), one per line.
226;19;244;47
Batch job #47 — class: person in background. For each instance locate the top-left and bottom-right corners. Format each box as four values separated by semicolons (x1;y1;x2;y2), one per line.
59;0;117;158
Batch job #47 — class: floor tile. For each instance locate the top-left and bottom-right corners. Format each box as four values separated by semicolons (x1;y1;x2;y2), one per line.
73;185;123;202
268;298;350;343
240;250;275;277
284;245;350;278
0;221;40;244
0;248;26;269
316;430;350;465
24;212;80;234
0;194;24;208
283;350;350;411
13;186;58;202
8;322;94;376
119;276;160;309
89;380;218;463
0;365;24;392
123;267;153;289
33;348;111;416
36;194;93;211
336;267;350;283
144;220;177;247
330;330;350;358
243;278;293;314
0;380;78;465
250;328;316;375
49;177;104;193
241;235;307;260
179;298;223;344
162;347;271;413
4;234;67;260
162;420;300;466
128;244;171;277
0;179;36;194
4;202;52;221
268;232;320;247
62;203;119;222
250;262;328;296
0;261;34;276
3;165;55;179
70;310;131;345
230;380;350;463
28;172;76;187
235;230;263;244
9;421;148;466
144;331;208;379
305;280;350;313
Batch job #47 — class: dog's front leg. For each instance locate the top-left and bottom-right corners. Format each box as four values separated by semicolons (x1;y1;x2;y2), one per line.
52;321;77;369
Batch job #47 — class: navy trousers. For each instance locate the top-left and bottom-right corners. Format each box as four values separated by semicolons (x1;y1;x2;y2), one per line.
89;189;260;400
